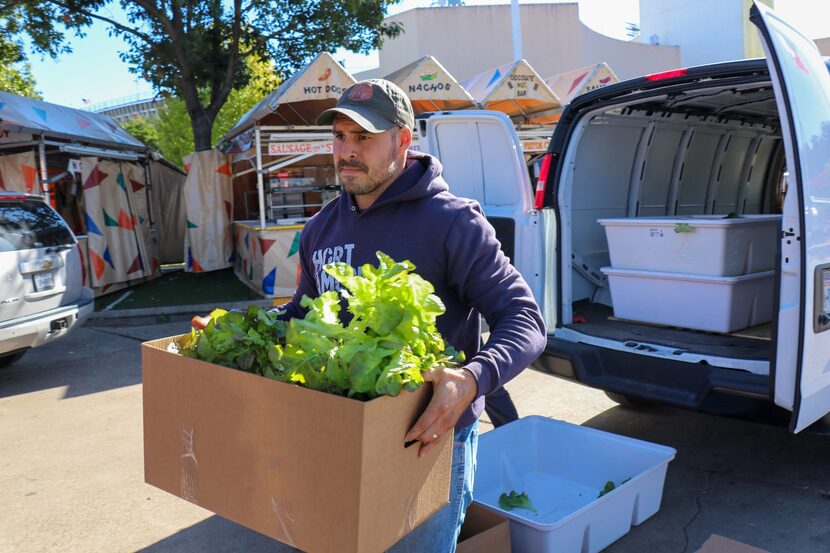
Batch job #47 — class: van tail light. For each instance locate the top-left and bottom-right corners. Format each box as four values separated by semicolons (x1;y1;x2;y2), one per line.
76;243;87;288
644;68;689;81
533;152;554;210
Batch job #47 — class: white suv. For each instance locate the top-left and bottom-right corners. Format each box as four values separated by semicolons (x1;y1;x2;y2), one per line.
0;192;94;367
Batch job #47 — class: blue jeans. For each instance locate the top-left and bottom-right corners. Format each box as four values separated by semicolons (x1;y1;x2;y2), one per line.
386;421;479;553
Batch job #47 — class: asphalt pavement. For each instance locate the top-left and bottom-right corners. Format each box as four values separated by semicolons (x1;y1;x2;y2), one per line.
1;311;829;553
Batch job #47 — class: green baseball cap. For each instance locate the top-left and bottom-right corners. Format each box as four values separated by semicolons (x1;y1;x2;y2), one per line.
316;79;415;133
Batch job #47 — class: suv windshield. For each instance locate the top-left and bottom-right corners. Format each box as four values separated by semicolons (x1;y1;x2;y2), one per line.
0;199;74;252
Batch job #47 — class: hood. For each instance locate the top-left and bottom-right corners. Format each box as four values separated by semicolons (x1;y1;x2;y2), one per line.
341;151;449;215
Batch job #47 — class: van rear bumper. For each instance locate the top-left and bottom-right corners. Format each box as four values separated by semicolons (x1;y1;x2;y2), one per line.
532;335;771;409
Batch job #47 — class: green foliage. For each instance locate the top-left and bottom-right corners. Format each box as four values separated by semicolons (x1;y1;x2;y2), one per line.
0;35;39;98
154;97;193;168
2;1;401;151
121;116;160;151
153;54;281;166
499;491;537;513
0;1;94;60
178;252;464;400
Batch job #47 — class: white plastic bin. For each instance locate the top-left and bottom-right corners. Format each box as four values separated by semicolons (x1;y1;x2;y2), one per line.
598;214;781;276
473;416;676;553
601;267;775;333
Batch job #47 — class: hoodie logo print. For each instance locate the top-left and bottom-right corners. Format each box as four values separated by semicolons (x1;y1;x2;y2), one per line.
312;243;356;293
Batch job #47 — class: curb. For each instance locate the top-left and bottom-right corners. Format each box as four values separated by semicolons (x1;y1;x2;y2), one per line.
88;299;275;320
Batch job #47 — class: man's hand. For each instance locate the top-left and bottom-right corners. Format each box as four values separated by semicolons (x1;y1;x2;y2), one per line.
191;315;211;329
404;367;478;458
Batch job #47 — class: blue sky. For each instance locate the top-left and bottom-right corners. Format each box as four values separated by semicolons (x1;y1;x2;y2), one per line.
22;0;830;109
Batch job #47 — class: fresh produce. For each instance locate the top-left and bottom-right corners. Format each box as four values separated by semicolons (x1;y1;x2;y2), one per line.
499;491;537;513
177;251;465;399
597;477;631;498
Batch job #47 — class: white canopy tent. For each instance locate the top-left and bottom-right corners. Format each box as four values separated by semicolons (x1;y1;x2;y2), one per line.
528;62;620;125
385;55;475;114
460;59;562;119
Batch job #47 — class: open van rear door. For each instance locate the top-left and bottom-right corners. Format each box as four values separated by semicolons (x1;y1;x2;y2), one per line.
751;2;830;432
417;111;544;304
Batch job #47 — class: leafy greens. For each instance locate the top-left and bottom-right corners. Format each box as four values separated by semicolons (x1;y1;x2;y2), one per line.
498;491;537;513
177;251;465;399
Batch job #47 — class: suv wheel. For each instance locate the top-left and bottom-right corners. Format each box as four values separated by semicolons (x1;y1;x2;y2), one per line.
0;351;26;368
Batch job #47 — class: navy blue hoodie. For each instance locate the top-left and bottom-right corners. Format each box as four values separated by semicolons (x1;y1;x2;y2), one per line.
279;151;546;429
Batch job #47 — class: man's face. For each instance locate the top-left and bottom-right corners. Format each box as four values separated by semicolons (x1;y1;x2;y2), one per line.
332;116;406;199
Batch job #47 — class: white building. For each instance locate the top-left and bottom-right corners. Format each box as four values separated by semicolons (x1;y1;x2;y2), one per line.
358;1;828;84
357;3;681;82
637;0;774;67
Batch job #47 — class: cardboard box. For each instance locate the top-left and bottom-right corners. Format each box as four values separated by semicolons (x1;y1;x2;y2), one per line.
142;335;452;553
695;535;771;553
457;503;512;553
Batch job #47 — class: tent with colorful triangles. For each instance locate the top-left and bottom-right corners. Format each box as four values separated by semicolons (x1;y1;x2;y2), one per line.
182;150;233;273
80;157;160;289
385;56;475;114
0;151;38;194
0;89;181;295
460;59;562;119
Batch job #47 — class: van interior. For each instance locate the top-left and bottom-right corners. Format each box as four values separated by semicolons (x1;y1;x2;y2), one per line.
558;79;785;376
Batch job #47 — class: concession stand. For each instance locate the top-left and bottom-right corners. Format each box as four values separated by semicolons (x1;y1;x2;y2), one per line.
527;62;620;124
460;59;562;120
217;52;356;298
0;90;186;296
460;60;563;185
385;55;475;114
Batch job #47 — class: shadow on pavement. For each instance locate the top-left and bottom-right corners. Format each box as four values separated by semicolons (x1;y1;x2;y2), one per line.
0;321;192;400
136;516;297;553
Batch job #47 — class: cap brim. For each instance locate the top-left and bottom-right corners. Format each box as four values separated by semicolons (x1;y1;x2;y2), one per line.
316;107;395;133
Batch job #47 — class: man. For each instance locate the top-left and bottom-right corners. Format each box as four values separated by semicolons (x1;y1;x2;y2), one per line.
200;79;545;552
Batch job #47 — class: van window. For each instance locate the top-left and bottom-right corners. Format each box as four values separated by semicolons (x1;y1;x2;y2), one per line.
0;199;74;252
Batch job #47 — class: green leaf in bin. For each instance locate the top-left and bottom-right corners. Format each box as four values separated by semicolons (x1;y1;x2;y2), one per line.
674;223;694;233
499;491;537;513
598;480;616;498
598;477;631;498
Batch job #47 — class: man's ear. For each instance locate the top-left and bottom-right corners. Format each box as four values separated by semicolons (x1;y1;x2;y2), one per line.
398;126;413;152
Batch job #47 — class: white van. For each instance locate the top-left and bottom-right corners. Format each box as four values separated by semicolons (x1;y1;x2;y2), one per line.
418;3;830;432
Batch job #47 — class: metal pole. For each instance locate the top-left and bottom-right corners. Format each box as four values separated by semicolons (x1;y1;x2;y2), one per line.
511;0;523;61
255;126;266;229
38;136;48;198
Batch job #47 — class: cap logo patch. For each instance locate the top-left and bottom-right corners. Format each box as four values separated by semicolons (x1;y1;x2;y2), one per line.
348;83;374;101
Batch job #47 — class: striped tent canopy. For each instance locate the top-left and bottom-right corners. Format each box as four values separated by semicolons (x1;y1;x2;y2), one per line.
461;59;561;119
385;56;475;114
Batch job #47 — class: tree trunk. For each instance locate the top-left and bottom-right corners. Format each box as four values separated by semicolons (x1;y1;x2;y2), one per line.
191;109;215;152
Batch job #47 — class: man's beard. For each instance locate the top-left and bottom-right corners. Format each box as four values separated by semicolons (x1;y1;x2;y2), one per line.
338;157;399;197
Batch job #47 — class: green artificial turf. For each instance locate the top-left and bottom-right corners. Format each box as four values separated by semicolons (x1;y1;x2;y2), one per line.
94;268;262;311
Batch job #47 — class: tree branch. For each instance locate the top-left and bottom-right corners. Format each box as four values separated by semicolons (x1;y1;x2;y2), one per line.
45;0;155;44
206;0;243;119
